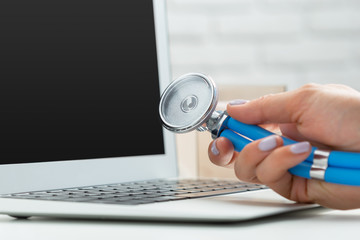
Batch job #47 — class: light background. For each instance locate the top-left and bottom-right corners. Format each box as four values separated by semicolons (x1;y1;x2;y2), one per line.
167;0;360;91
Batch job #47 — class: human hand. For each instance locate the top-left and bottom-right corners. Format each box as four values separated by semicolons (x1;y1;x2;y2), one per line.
208;83;360;209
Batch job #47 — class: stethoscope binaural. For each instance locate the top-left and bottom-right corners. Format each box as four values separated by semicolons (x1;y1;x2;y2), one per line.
159;73;360;186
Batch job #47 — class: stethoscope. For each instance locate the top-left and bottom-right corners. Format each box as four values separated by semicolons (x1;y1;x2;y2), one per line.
159;73;360;186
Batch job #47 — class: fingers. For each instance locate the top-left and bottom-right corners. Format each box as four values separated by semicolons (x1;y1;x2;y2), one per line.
233;135;283;183
209;136;360;209
209;134;312;199
233;136;312;198
208;137;238;168
254;141;311;196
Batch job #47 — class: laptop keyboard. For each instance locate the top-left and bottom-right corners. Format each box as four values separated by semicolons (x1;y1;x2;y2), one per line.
1;179;267;205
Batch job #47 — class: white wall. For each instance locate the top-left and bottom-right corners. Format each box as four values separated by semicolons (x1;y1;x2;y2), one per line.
167;0;360;91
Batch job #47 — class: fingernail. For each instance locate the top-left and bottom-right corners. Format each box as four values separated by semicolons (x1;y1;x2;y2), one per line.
211;140;220;156
290;142;311;154
258;135;278;151
229;99;249;106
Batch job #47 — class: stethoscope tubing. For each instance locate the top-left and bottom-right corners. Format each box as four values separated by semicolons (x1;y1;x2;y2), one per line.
219;117;360;186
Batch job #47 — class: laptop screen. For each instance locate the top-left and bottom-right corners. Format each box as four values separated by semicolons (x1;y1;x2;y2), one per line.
0;0;165;164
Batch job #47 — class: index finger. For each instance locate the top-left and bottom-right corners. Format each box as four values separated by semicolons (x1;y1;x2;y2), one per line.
227;90;304;125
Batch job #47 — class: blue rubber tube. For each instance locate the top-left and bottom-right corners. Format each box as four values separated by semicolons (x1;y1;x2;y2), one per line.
224;117;316;162
288;161;360;185
328;151;360;169
225;117;295;145
289;161;311;179
325;167;360;186
220;129;251;152
224;117;360;169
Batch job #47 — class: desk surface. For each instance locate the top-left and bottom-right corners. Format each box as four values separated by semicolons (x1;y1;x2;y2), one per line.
0;208;359;240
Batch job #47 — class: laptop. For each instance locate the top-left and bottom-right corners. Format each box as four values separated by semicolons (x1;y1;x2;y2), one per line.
0;0;316;222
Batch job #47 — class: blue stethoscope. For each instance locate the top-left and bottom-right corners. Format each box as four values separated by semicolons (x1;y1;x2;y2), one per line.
159;73;360;186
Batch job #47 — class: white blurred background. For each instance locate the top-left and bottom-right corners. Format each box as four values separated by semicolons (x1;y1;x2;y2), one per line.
166;0;360;91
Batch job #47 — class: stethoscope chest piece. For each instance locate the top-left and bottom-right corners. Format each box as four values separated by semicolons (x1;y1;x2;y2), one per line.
159;73;218;133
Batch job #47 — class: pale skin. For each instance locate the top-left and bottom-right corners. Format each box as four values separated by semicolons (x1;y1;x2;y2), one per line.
208;83;360;210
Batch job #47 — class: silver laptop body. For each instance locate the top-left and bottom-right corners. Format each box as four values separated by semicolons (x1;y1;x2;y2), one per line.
0;0;315;222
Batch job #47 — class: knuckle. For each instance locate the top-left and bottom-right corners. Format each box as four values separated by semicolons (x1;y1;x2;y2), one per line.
302;82;320;90
257;93;275;102
289;83;322;121
248;94;276;123
296;83;321;99
257;94;275;119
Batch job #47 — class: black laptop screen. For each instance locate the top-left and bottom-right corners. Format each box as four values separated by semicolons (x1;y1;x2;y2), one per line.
0;0;165;164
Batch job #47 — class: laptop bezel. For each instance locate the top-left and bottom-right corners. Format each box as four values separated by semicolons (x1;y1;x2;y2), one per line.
0;0;178;194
